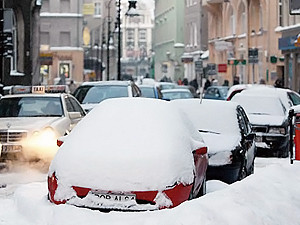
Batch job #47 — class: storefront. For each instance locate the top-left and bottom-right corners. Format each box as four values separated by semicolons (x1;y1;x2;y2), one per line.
279;27;300;92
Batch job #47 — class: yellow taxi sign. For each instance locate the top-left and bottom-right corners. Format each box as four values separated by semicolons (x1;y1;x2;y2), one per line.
32;86;45;94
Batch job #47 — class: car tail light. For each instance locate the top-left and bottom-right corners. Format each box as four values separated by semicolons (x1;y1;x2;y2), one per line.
193;147;208;155
72;186;91;198
48;173;66;204
57;139;63;147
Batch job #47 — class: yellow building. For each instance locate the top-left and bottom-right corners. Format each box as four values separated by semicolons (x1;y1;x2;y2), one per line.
203;0;284;85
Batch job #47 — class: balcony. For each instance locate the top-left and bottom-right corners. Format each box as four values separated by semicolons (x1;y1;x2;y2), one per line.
203;0;228;5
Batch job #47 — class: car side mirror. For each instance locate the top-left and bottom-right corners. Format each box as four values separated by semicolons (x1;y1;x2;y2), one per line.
68;112;82;119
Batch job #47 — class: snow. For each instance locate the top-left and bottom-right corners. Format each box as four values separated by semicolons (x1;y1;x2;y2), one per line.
1;158;300;224
171;99;241;157
49;98;205;192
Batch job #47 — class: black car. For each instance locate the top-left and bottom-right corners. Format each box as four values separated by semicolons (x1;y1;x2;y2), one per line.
172;99;256;184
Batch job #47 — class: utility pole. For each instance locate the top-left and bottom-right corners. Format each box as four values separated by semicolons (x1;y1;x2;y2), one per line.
107;1;112;81
117;0;121;80
0;0;3;84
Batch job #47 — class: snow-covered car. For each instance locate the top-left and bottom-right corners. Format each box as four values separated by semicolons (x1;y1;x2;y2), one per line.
48;98;208;211
162;89;194;101
72;80;142;113
171;99;256;184
231;91;289;157
0;85;85;162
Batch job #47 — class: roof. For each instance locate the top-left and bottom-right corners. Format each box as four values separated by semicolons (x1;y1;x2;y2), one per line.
81;80;132;86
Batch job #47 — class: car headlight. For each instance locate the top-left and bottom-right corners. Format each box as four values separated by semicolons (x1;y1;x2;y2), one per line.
31;127;58;143
269;127;286;135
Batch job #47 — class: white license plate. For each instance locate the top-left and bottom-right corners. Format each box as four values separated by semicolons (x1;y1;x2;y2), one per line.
92;192;136;202
1;145;22;153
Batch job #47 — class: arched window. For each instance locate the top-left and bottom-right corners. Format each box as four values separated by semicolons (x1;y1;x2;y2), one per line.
228;6;236;35
238;2;246;34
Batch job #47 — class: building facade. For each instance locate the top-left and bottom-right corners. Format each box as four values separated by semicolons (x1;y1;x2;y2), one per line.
278;0;300;92
182;0;208;85
203;0;283;86
153;0;185;82
121;1;153;80
1;0;41;86
40;0;84;85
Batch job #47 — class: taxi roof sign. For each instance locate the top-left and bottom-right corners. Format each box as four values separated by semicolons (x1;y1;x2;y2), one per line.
32;86;45;94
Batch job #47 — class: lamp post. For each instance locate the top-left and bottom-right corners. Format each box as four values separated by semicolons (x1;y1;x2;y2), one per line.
117;0;121;80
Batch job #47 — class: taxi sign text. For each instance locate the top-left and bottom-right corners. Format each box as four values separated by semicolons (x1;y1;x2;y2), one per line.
32;86;45;94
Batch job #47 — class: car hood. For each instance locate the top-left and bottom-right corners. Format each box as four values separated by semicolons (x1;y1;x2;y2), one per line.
247;114;286;126
0;117;62;132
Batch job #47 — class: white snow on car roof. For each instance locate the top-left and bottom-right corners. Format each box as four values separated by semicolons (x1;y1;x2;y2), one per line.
49;98;206;191
171;99;241;154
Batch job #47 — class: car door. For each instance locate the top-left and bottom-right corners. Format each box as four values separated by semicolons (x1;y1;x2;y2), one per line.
237;106;256;173
64;95;85;131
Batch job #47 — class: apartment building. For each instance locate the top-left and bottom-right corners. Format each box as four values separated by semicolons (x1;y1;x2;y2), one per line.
182;0;208;84
153;0;185;82
278;0;300;92
1;0;40;86
121;1;154;79
203;0;283;86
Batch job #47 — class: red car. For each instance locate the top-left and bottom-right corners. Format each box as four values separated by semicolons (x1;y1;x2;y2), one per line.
48;98;208;211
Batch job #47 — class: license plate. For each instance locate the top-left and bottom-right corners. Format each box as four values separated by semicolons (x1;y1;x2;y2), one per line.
1;145;22;153
92;192;136;202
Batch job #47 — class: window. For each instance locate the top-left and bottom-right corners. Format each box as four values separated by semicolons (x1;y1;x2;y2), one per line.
41;0;49;12
40;32;50;45
60;0;70;13
59;63;71;79
229;6;236;35
279;0;283;26
193;23;197;47
138;29;147;42
59;31;71;46
94;2;101;16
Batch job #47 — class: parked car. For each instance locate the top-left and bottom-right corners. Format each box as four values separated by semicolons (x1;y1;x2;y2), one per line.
231;90;290;157
0;85;85;162
48;98;208;211
72;80;142;112
138;84;163;99
171;99;256;184
156;82;177;90
175;85;199;98
162;89;194;100
203;86;229;100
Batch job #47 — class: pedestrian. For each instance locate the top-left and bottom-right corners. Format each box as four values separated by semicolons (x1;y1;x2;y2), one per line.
189;78;199;91
204;79;211;90
222;80;229;86
233;76;239;85
274;78;283;88
183;78;189;86
177;78;183;85
68;80;77;94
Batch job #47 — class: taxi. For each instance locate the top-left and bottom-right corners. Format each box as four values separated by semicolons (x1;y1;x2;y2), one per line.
0;85;86;162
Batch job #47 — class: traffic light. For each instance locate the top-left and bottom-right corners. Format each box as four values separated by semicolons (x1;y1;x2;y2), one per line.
0;31;13;57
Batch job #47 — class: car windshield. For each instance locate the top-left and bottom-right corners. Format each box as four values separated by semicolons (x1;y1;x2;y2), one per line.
162;91;193;100
0;96;63;117
140;87;155;98
76;85;129;104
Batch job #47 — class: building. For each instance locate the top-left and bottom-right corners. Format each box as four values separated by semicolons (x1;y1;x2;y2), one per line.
278;0;300;91
1;0;41;86
121;0;154;80
203;0;283;86
40;0;84;85
153;0;185;82
182;0;208;86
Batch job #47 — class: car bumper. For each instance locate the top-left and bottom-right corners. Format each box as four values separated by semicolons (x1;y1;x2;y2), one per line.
206;161;242;184
255;133;289;157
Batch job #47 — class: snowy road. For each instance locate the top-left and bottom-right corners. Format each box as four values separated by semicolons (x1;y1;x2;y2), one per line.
0;157;299;225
